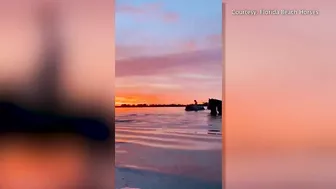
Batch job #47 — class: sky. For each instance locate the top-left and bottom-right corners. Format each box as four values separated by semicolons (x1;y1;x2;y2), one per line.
115;0;223;105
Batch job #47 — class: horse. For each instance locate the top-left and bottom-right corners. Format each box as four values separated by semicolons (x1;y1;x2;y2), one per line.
208;98;222;116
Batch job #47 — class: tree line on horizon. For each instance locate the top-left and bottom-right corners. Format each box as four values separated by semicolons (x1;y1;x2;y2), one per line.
115;102;209;108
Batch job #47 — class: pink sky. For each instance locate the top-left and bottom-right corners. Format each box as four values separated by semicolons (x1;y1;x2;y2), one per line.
115;1;222;105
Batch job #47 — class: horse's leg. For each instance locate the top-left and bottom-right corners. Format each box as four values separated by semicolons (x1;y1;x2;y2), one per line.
217;103;222;116
210;106;217;116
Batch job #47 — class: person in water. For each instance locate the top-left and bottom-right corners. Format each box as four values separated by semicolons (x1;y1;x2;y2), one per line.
194;100;198;105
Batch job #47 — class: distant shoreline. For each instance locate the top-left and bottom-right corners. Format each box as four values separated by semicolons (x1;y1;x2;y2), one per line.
115;106;185;108
115;104;208;108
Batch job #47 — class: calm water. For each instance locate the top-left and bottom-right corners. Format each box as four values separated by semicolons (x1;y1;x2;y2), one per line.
115;107;222;189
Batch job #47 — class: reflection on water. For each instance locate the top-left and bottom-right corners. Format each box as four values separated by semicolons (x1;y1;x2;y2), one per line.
115;107;222;189
115;107;222;150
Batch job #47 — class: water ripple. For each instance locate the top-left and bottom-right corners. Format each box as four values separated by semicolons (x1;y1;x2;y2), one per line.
115;107;222;151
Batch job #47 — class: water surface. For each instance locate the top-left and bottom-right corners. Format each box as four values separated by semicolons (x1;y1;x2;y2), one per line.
115;107;222;189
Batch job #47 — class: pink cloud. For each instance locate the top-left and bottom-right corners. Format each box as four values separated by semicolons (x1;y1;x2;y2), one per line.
116;45;147;59
116;30;223;59
116;3;179;23
116;4;147;14
182;40;198;51
206;34;222;46
116;2;161;13
116;44;179;59
116;33;222;60
162;12;179;22
116;48;222;78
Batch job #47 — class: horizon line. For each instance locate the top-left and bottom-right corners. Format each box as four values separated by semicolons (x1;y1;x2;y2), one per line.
115;102;208;106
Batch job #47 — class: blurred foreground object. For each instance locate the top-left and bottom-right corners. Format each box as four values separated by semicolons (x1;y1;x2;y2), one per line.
0;1;113;188
0;0;111;141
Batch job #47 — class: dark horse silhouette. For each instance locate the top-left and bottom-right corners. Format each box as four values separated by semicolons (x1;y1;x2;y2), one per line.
207;98;222;116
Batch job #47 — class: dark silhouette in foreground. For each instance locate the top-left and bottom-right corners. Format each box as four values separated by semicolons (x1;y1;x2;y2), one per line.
0;101;110;140
208;98;222;116
0;0;111;156
0;1;111;140
0;2;112;189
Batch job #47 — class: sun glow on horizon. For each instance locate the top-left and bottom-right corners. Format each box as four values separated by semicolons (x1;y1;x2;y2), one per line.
115;95;219;106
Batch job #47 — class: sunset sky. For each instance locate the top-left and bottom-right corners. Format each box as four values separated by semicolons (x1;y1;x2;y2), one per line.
115;0;222;105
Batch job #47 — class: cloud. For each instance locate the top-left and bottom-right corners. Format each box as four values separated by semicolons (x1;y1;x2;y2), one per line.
116;45;147;59
206;34;222;46
162;12;179;22
115;48;222;78
116;2;179;23
116;3;157;14
116;33;223;59
182;40;198;51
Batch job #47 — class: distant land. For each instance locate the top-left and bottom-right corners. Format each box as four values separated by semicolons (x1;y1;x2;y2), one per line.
115;102;209;108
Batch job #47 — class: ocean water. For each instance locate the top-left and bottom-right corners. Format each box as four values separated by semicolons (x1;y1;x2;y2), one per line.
115;107;222;189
